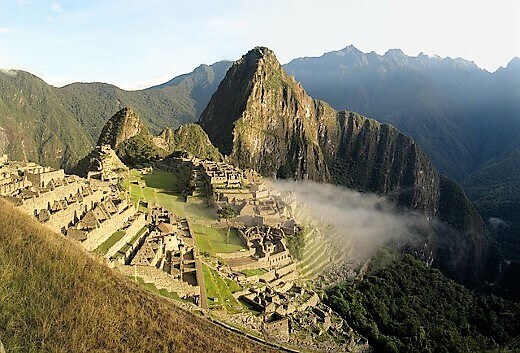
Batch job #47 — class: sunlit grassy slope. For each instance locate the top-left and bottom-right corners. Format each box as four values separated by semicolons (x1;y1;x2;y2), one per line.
0;199;278;353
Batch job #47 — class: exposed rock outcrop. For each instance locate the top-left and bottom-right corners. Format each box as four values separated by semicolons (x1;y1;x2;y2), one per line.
97;107;149;149
199;47;488;286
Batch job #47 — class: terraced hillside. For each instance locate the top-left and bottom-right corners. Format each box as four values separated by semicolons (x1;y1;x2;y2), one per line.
0;199;278;353
289;202;352;279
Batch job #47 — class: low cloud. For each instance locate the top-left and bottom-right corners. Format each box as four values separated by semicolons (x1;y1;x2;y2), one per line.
488;217;509;230
272;179;432;261
0;69;17;76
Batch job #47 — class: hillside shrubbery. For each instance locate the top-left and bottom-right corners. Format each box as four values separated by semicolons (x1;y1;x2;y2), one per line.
325;251;520;353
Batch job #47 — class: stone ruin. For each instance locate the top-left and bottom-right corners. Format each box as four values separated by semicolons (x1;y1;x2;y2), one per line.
121;205;202;303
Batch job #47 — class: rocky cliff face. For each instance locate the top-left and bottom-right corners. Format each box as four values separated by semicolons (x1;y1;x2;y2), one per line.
199;47;488;286
97;107;149;149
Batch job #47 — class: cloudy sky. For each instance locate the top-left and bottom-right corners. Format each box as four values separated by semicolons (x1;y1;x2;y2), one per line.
0;0;518;89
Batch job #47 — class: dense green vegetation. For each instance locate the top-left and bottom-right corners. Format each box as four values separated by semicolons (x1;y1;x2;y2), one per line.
217;206;238;220
325;251;520;353
116;134;166;165
165;123;222;161
464;150;520;262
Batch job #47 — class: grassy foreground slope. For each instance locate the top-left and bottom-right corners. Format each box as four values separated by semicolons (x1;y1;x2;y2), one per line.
0;200;277;353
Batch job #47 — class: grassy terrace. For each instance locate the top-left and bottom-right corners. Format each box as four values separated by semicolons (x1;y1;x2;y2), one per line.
241;268;268;277
128;276;181;301
94;230;125;255
202;263;243;313
123;169;215;222
192;225;246;256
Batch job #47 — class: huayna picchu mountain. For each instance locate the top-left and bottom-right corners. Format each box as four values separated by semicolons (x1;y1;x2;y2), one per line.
199;47;488;286
95;107;220;166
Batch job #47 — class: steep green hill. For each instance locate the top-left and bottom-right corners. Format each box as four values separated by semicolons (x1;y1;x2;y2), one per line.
93;107;221;166
464;150;520;262
0;199;277;353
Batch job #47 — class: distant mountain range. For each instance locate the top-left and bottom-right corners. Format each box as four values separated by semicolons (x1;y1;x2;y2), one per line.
282;47;520;251
284;46;520;182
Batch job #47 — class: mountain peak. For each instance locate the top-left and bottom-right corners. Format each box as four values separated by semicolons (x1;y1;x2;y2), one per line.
245;46;276;59
340;44;361;53
384;48;405;57
97;107;147;149
506;57;520;70
199;46;290;154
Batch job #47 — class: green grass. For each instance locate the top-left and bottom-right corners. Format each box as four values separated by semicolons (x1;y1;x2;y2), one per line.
224;278;242;293
192;225;246;256
142;169;188;193
128;276;181;301
202;263;243;313
94;231;126;255
240;268;268;278
124;169;216;222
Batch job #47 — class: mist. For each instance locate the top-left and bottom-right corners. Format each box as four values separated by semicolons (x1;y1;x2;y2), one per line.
272;179;432;261
0;69;17;76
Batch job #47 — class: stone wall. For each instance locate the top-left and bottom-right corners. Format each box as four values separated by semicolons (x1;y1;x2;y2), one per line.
19;182;92;215
26;169;64;188
82;205;136;251
275;262;296;277
43;190;105;233
216;248;254;259
105;213;147;260
229;257;268;271
267;250;292;269
119;265;200;297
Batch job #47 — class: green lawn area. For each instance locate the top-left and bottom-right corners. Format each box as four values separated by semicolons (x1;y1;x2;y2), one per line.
123;169;216;222
202;263;243;313
224;278;242;293
128;276;181;301
94;231;126;255
240;268;268;277
192;225;246;256
142;169;188;193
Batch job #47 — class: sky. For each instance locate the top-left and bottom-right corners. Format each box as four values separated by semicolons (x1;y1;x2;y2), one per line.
0;0;518;90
